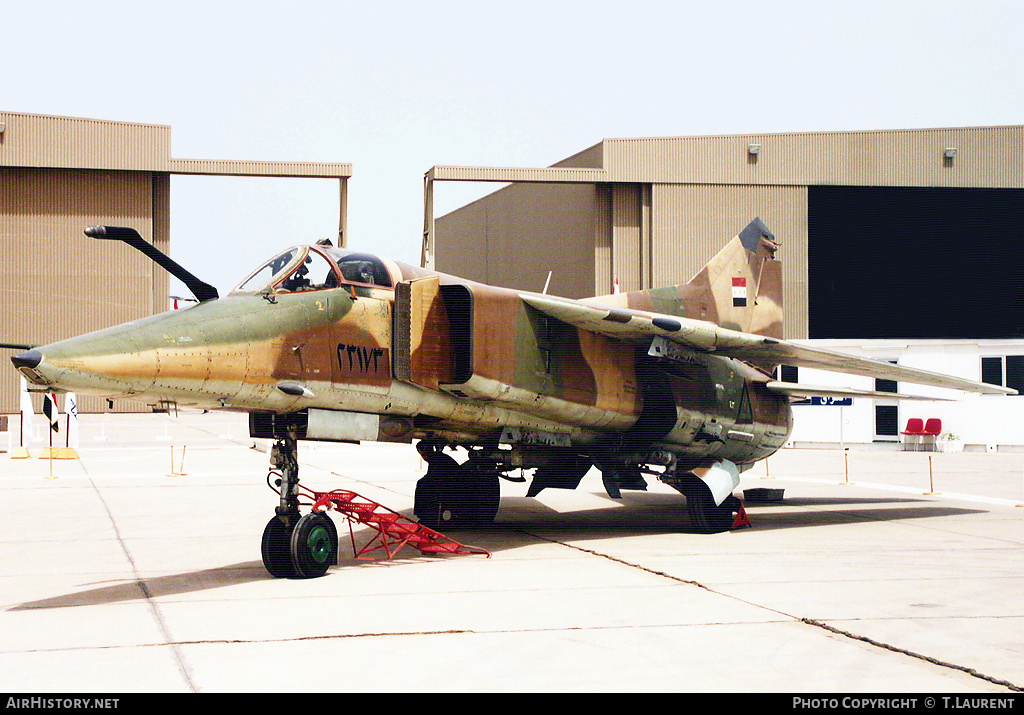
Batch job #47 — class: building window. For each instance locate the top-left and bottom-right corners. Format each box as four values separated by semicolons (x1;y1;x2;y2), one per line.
981;356;1024;394
875;360;898;393
875;405;899;436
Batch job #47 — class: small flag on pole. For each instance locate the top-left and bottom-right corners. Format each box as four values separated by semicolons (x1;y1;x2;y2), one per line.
66;392;80;451
55;393;80;459
19;377;35;444
43;392;59;433
13;378;34;458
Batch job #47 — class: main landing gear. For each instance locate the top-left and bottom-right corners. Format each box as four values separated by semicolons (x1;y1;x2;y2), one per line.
413;442;500;530
261;428;340;579
661;462;748;534
684;487;744;534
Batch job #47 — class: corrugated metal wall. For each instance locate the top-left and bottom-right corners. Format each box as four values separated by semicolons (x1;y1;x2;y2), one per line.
0;167;159;413
152;173;171;316
436;126;1021;343
435;182;599;298
0;111;351;415
611;184;642;293
648;184;808;338
169;158;353;178
593;184;612;294
0;112;171;171
602;126;1024;187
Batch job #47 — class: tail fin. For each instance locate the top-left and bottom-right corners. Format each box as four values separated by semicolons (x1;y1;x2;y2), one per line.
586;218;783;337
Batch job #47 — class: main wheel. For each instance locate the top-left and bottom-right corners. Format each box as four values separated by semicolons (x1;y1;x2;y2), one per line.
262;516;298;578
415;468;499;530
413;472;443;527
459;463;500;527
686;487;740;534
290;512;338;578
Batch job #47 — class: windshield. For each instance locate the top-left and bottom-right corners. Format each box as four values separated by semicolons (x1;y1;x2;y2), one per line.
233;245;395;294
234;247;302;292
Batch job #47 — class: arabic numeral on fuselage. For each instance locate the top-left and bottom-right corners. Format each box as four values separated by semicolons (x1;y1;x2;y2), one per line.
337;343;385;374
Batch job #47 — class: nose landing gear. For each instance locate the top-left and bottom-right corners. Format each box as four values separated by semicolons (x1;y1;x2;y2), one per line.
260;431;489;578
261;429;341;579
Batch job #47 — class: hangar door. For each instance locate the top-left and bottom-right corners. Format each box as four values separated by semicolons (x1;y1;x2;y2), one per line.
808;186;1024;340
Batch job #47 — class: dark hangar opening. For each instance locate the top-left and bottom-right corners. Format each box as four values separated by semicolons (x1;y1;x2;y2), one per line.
808;185;1024;339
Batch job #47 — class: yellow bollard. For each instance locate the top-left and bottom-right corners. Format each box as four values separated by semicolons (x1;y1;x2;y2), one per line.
924;455;940;495
840;450;854;485
167;445;188;477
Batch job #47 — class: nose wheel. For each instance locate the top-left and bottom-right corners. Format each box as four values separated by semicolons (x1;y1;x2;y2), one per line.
290;511;338;578
261;429;339;579
261;512;340;579
261;516;298;578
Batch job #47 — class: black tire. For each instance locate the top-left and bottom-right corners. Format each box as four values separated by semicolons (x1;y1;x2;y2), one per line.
290;512;338;579
414;474;443;528
261;516;298;578
457;463;500;527
686;487;739;534
414;467;500;530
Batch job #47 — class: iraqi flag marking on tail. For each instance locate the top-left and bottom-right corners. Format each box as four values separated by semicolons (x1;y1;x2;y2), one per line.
43;393;59;433
732;277;748;307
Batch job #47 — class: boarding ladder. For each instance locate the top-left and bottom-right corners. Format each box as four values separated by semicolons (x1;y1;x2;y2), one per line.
300;486;491;561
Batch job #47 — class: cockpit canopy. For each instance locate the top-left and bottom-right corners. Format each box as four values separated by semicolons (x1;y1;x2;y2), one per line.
232;246;394;294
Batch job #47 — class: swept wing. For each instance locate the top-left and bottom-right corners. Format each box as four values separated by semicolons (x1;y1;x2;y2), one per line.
764;381;948;401
521;293;1015;396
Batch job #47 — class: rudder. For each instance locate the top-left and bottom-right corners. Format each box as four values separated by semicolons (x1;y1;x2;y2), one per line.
584;218;783;337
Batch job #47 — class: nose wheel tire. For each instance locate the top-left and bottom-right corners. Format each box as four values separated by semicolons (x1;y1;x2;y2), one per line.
290;512;339;578
261;516;298;579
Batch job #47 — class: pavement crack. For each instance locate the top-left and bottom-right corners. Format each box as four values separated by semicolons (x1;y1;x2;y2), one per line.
800;618;1024;692
525;529;1024;693
81;465;199;694
517;529;722;593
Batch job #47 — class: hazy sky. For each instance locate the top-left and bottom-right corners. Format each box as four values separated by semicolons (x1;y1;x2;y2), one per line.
6;0;1023;297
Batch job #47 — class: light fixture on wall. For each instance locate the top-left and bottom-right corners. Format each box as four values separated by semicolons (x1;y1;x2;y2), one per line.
944;147;958;159
748;144;761;156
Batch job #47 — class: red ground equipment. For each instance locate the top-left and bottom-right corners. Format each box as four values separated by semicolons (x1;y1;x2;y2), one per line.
303;485;491;560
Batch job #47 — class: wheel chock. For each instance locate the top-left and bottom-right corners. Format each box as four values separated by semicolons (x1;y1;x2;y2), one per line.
731;503;752;529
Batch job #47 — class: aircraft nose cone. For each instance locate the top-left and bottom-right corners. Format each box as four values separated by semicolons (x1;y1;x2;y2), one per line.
11;349;42;370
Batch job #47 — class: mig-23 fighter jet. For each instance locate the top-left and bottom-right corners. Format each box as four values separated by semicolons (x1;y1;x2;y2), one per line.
11;219;1013;577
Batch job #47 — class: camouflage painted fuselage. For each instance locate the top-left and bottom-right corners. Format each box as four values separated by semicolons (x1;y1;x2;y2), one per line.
16;239;792;472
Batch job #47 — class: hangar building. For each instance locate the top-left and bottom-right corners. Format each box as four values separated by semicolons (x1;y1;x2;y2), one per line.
0;111;351;414
429;126;1024;450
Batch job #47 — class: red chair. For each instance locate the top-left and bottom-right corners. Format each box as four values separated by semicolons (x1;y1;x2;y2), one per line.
921;418;942;452
901;418;926;451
